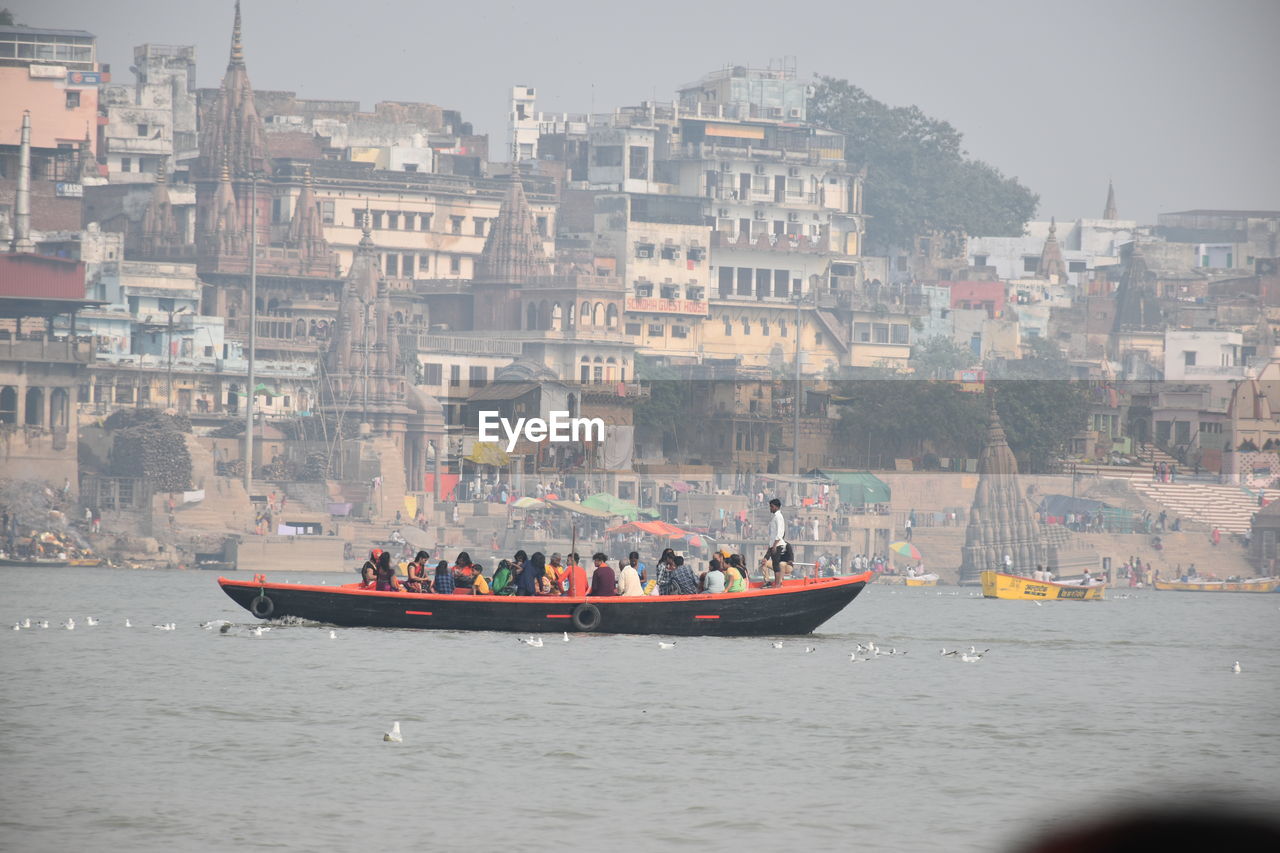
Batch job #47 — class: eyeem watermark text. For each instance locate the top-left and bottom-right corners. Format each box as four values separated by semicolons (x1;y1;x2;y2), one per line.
477;410;605;452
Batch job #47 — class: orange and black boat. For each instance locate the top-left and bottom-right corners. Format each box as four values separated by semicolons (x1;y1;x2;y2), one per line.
218;572;872;637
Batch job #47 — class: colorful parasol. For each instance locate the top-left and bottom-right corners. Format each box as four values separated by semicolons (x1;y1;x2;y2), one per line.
889;541;922;561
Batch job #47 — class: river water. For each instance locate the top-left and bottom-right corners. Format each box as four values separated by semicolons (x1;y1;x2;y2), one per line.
2;567;1277;852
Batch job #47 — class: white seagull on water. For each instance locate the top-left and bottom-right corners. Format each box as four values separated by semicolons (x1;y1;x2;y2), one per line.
384;721;402;743
657;641;676;649
771;641;784;649
86;616;99;626
520;636;543;647
1232;661;1242;673
64;618;75;630
563;632;570;642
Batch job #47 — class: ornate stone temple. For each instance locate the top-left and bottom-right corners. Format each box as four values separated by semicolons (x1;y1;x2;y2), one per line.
958;399;1099;584
958;401;1050;584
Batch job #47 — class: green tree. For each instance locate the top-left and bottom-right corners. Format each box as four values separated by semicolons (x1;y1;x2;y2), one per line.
989;381;1091;472
809;77;1039;253
0;10;15;25
909;335;977;379
989;335;1070;379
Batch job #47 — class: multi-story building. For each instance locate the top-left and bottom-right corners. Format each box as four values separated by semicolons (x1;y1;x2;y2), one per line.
99;43;197;182
0;23;101;241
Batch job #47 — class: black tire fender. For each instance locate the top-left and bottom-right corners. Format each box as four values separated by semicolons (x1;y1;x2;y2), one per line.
250;592;275;619
570;602;601;632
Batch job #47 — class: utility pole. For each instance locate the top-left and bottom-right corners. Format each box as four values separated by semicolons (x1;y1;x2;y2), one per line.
243;173;258;494
794;289;802;477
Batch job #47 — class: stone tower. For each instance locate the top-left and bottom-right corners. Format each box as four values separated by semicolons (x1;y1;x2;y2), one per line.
1103;180;1118;221
958;400;1049;584
1036;217;1069;283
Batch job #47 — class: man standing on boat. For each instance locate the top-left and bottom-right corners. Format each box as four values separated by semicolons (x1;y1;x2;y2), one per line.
767;498;791;588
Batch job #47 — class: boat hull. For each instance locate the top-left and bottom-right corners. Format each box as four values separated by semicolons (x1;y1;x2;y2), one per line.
980;570;1105;601
903;575;939;587
1153;577;1280;593
218;573;871;636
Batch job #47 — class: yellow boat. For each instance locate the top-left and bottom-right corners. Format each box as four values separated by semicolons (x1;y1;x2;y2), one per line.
903;574;939;587
1153;577;1280;593
69;557;103;567
980;570;1105;601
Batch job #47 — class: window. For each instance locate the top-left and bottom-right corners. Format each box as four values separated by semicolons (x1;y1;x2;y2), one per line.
672;325;689;338
1068;260;1086;273
723;316;732;336
1184;351;1196;367
636;243;654;259
449;255;461;275
761;320;770;336
401;213;415;229
873;324;890;343
136;124;148;137
592;145;623;167
648;323;665;337
779;321;788;337
387;213;399;230
660;284;679;299
973;254;988;267
688;247;706;262
424;363;442;385
120;157;131;173
450;216;464;235
891;324;910;344
660;245;680;260
474;218;486;237
419;213;432;231
741;319;750;335
469;366;488;387
65;91;80;108
354;209;366;229
449;365;461;387
536;216;548;237
372;211;384;229
629;145;649;180
625;323;642;336
1023;257;1038;273
384;254;398;276
402;254;415;277
320;200;334;225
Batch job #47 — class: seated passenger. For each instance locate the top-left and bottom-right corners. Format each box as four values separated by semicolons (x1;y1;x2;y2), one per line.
491;559;516;595
470;564;491;595
702;557;726;594
669;556;700;595
454;550;476;588
375;551;402;592
588;552;617;596
617;558;644;596
433;559;456;594
405;550;430;593
560;555;588;597
724;555;747;593
516;552;543;597
359;552;378;589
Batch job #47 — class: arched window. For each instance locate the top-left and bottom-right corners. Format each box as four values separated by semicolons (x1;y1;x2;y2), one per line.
566;303;576;329
581;301;592;325
0;386;17;424
24;387;44;426
580;357;590;383
539;300;552;330
741;317;750;335
527;303;539;331
551;303;563;331
593;302;605;326
49;386;69;427
723;315;732;336
295;319;307;337
606;303;619;328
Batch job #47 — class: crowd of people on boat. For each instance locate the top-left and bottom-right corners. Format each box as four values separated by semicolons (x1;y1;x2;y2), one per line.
355;544;784;597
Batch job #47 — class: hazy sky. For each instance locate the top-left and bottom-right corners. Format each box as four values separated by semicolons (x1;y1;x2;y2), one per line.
12;0;1280;225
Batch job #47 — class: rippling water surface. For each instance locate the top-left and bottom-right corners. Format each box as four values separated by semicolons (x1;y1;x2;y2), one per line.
2;568;1278;852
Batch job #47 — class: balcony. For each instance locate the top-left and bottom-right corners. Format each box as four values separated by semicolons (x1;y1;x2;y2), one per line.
0;335;95;365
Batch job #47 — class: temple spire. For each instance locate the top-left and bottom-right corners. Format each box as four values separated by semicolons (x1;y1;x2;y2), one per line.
475;176;551;283
1103;180;1117;221
1036;217;1068;283
229;1;245;69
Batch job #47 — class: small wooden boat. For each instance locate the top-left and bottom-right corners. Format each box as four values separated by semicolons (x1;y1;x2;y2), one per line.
0;557;71;568
219;572;873;636
68;557;104;567
980;570;1105;601
1153;576;1280;593
903;573;939;587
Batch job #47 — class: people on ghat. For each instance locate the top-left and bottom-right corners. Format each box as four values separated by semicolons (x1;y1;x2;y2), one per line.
588;552;617;596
